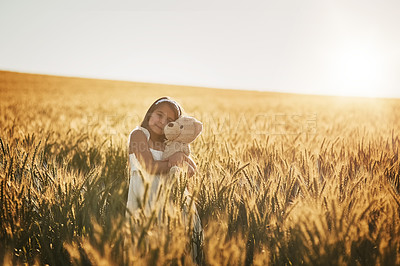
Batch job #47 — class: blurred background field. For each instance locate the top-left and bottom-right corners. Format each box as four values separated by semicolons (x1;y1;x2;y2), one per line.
1;70;400;265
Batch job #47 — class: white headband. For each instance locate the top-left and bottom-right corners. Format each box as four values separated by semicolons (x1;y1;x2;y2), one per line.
155;99;181;115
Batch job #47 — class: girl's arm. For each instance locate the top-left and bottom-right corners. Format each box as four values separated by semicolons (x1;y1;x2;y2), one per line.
129;130;170;175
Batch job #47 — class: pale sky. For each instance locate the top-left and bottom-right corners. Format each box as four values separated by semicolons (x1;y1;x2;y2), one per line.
1;0;399;98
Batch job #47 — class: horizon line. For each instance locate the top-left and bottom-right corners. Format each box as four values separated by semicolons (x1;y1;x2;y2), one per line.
1;68;398;100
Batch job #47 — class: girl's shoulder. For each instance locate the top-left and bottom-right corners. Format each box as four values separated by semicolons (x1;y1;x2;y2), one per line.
129;126;151;142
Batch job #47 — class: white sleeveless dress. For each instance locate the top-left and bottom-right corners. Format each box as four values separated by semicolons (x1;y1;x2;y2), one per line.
126;126;203;261
126;126;164;216
127;127;168;214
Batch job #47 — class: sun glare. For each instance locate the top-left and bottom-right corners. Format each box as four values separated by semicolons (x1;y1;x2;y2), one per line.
331;41;384;98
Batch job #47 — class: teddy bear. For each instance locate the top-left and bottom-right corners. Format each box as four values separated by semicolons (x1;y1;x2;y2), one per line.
162;116;203;175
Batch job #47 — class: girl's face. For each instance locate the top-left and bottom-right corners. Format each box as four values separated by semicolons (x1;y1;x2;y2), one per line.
148;103;176;137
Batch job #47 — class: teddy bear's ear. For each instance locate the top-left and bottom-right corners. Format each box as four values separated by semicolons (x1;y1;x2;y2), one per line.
194;120;203;137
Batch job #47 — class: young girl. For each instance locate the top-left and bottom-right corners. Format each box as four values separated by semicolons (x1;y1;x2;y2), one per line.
126;96;203;262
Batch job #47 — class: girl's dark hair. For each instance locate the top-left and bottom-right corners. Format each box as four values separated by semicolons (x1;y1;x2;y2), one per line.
140;97;183;129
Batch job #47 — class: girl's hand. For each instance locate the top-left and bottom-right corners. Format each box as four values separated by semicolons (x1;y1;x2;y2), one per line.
187;164;195;178
168;152;186;167
168;152;197;172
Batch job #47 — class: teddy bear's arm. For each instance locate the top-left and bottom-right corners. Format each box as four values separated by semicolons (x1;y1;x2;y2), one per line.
162;144;174;160
163;142;190;160
183;144;190;156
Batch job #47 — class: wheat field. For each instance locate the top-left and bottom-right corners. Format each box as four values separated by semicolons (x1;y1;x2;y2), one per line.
1;70;400;265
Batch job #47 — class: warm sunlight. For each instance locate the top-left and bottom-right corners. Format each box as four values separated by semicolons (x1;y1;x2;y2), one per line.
1;1;399;98
330;41;384;98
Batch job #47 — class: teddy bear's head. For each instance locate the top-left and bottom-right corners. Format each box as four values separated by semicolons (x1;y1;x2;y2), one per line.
164;116;203;143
